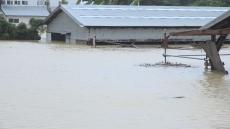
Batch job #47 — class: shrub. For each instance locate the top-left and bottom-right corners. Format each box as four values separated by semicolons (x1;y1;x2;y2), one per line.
0;18;43;40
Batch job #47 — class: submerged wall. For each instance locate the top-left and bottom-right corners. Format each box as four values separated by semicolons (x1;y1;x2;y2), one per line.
88;27;209;43
4;16;46;27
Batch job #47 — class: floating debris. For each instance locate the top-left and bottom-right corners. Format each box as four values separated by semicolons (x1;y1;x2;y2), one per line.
173;96;185;99
140;62;191;68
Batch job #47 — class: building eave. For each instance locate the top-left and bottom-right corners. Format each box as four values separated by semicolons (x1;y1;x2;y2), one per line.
44;5;85;27
1;5;50;19
45;5;229;28
85;26;201;29
5;15;47;17
44;5;62;24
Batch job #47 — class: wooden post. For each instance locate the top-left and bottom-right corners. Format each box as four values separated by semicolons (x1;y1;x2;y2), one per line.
162;33;169;63
92;35;96;48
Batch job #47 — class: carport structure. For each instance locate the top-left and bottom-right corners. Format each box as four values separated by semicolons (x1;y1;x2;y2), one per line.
163;9;230;74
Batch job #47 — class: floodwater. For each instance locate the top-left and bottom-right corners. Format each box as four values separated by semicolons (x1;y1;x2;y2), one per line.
0;41;230;129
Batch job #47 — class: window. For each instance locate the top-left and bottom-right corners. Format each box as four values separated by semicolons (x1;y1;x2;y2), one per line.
22;1;28;5
14;1;20;5
8;18;19;23
14;19;19;23
7;0;13;5
8;19;14;23
45;1;49;5
1;0;6;5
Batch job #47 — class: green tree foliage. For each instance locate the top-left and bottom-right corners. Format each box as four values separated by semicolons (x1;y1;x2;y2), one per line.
0;20;16;39
78;0;230;6
192;0;227;6
61;0;68;4
15;23;28;40
0;18;44;40
29;18;45;33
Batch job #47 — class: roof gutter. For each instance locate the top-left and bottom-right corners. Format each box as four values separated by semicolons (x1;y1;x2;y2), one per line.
85;26;201;29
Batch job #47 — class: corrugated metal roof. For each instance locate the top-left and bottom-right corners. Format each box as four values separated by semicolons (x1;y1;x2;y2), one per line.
51;5;230;27
1;5;50;17
201;9;230;30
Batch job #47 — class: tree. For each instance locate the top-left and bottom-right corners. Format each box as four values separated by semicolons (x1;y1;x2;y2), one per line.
29;18;45;33
0;18;43;40
28;18;44;40
84;0;230;6
61;0;68;4
0;19;16;40
15;23;28;40
192;0;227;6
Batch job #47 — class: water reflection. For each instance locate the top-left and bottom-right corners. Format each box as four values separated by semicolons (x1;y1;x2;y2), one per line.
200;71;230;98
199;71;230;129
203;70;226;86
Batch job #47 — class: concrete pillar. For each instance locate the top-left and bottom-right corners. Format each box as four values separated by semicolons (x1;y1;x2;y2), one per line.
70;38;76;44
65;33;76;44
65;34;70;44
46;32;51;42
92;35;96;48
202;41;228;74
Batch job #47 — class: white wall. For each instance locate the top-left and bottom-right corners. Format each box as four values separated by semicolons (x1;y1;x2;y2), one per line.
88;27;209;42
2;0;77;6
47;11;89;43
2;0;46;6
5;16;46;26
28;0;40;6
49;0;60;7
68;0;77;4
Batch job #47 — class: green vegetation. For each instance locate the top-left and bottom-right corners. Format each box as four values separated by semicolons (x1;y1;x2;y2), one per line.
61;0;68;4
0;18;44;40
77;0;230;6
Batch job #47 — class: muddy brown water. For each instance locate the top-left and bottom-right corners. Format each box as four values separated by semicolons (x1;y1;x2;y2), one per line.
0;41;230;129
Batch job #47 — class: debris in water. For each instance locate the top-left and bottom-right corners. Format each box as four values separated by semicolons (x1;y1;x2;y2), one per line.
173;96;185;99
140;62;191;68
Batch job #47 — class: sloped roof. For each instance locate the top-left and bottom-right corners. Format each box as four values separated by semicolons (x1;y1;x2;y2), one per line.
45;5;229;27
1;5;50;17
201;9;230;30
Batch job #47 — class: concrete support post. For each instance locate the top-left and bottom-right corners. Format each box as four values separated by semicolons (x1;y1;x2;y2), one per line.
70;38;76;44
202;41;228;74
46;32;51;42
92;35;96;48
65;35;70;44
65;33;75;44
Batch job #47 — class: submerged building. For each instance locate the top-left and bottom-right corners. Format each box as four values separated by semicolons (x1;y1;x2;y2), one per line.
44;5;229;44
0;0;60;26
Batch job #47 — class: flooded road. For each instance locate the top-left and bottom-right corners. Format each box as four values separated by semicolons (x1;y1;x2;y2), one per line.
0;41;230;129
